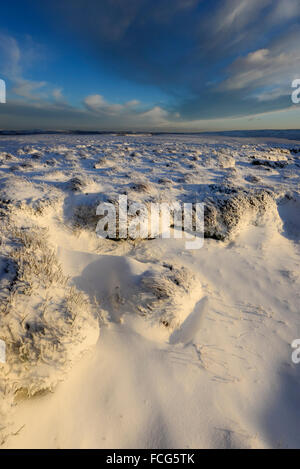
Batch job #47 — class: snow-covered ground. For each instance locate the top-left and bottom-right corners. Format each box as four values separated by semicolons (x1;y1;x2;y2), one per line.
0;133;300;448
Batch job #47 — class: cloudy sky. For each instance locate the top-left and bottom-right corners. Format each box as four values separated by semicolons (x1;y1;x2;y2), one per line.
0;0;300;131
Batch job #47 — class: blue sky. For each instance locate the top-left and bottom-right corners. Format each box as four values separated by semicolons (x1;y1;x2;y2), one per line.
0;0;300;131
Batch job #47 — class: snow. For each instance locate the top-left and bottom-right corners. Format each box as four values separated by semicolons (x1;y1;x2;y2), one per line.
0;132;300;448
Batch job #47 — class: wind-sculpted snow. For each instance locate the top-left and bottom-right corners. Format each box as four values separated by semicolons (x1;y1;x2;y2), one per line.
0;133;300;448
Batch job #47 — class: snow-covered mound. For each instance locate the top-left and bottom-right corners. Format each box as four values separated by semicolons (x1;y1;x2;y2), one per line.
58;249;201;331
204;188;282;240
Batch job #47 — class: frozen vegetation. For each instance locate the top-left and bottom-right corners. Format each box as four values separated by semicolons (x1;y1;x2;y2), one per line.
0;132;299;448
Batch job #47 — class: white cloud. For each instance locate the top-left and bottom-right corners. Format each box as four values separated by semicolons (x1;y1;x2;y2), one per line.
0;33;21;79
84;94;106;109
125;99;140;107
215;0;270;32
83;94;174;127
84;94;142;115
219;28;300;102
52;88;65;102
268;0;300;23
255;89;289;102
12;79;48;100
138;106;169;124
